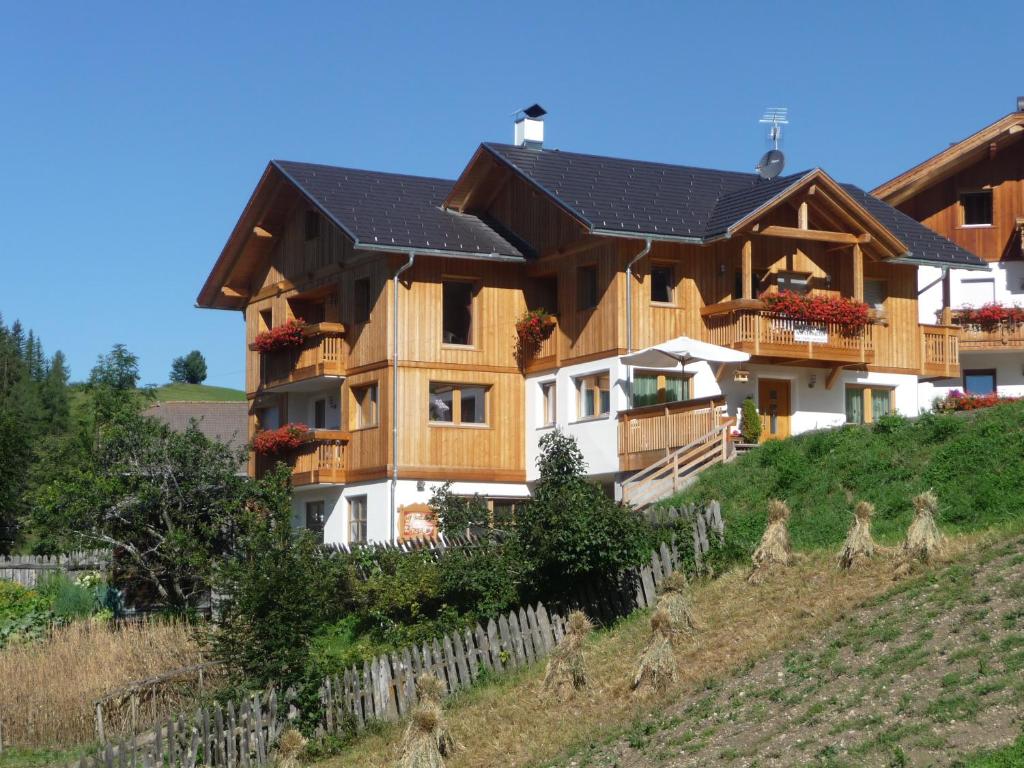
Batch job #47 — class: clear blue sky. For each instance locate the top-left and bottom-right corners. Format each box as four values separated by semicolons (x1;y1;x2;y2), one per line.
2;1;1021;388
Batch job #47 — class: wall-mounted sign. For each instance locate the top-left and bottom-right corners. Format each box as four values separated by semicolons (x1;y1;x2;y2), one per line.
399;503;438;541
793;323;828;344
733;369;750;383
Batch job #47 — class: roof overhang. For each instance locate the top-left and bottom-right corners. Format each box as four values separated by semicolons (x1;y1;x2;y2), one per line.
873;112;1024;206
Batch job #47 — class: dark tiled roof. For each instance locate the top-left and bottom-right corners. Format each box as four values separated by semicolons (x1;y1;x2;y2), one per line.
841;185;986;269
481;144;986;269
143;402;249;450
273;160;524;260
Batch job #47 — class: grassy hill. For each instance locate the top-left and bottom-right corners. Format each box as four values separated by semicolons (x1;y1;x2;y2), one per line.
152;383;246;402
666;402;1024;560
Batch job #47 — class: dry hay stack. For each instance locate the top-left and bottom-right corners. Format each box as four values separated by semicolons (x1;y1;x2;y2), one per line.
543;610;594;698
631;608;677;694
747;499;793;585
838;501;878;571
274;728;307;768
657;571;699;636
893;490;945;579
397;675;458;768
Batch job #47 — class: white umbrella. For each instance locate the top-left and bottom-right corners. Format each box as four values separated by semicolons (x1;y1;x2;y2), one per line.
620;336;750;370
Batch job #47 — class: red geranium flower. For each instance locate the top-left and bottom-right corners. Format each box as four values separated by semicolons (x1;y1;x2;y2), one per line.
253;318;307;353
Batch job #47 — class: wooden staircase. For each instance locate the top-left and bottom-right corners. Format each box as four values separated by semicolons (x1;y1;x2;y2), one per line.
621;419;735;510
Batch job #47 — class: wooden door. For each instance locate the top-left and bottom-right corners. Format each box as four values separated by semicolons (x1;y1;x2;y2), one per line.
757;379;791;442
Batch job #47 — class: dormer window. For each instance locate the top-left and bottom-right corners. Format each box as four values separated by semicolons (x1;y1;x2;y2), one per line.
960;191;993;227
305;210;321;241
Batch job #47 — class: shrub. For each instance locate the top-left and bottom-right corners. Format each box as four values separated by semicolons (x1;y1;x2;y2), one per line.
739;397;761;443
428;482;491;536
0;581;54;647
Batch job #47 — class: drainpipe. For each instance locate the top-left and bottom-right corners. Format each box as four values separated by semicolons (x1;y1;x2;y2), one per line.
391;252;416;542
624;238;653;401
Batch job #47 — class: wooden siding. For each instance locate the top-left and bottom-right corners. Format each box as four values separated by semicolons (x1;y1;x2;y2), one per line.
896;138;1024;263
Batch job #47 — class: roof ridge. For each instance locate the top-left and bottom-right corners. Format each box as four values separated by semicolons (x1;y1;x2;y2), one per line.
273;159;455;186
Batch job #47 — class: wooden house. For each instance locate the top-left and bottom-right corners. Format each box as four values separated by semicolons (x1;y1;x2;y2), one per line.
874;99;1024;399
198;109;983;543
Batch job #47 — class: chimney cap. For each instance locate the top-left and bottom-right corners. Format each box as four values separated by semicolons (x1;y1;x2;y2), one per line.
515;104;547;121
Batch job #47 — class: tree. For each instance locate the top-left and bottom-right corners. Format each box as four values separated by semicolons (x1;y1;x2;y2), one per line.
31;408;250;610
169;350;208;385
515;430;650;601
88;344;144;422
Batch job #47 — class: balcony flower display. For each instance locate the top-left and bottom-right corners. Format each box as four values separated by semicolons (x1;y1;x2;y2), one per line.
933;390;1020;412
760;291;870;332
515;308;555;357
947;303;1024;330
253;318;306;354
252;423;310;455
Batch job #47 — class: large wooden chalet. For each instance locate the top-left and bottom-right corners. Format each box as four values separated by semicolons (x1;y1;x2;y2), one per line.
198;109;983;545
874;99;1024;399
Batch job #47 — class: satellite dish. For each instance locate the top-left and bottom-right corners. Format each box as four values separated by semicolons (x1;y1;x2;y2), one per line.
757;149;785;180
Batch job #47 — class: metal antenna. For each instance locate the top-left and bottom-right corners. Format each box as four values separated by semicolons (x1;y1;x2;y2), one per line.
759;107;789;150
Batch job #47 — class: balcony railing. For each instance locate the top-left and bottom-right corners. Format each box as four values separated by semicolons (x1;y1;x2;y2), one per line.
920;325;960;379
251;323;346;393
617;396;726;472
255;430;349;486
956;323;1024;351
702;301;874;365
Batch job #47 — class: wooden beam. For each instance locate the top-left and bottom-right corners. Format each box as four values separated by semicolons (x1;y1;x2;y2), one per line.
852;243;864;302
741;239;753;300
826;366;844;390
758;225;871;245
253;226;273;239
220;286;248;299
798;201;809;230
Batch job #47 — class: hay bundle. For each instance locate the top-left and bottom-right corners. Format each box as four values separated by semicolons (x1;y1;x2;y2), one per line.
894;491;944;579
543;610;593;698
274;728;307;768
631;608;677;694
838;501;877;570
657;571;699;636
397;676;458;767
747;499;793;584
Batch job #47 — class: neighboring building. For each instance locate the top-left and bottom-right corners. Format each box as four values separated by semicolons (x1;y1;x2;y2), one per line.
197;109;983;544
874;100;1024;401
143;401;249;451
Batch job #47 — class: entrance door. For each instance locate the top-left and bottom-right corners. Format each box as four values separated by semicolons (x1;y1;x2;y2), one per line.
757;379;791;442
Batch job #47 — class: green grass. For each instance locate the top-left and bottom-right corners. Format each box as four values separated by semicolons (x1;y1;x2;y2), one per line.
153;383;245;402
664;402;1024;557
0;745;93;768
954;732;1024;767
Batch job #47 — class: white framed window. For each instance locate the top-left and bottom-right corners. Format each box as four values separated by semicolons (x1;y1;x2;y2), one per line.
442;280;475;346
305;501;325;543
960;190;993;227
539;380;556;427
575;372;610;420
348;496;368;544
776;272;810;294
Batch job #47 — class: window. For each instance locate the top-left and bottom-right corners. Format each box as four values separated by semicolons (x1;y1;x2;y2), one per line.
490;499;521;529
348;496;367;544
864;279;887;314
305;501;325;542
578;265;599;310
734;270;765;300
963;369;996;395
540;381;556;427
632;373;690;408
351;383;379;429
650;264;675;304
313;398;326;429
776;272;810;294
258;308;273;334
429;383;488;425
354;278;371;324
845;386;893;425
576;373;610;419
305;210;320;240
960;191;993;227
442;280;474;345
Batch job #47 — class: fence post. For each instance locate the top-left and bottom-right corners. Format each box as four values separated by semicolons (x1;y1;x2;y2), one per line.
96;702;105;743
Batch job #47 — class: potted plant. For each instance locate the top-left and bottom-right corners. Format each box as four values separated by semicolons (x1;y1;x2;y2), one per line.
760;291;870;333
252;318;307;353
515;308;556;359
739;397;762;444
252;423;310;455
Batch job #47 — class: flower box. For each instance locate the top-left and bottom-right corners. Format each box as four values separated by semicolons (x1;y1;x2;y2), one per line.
252;318;307;354
252;423;310;455
760;291;870;332
946;304;1024;330
933;390;1020;412
515;309;556;356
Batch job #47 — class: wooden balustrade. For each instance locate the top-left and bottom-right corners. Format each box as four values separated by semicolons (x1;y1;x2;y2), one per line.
703;304;874;364
920;324;960;379
252;323;346;394
956;323;1024;351
255;430;349;486
617;397;725;472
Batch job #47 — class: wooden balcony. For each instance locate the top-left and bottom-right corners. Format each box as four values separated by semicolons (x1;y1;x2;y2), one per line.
617;396;726;473
255;430;349;486
250;323;346;394
702;300;874;365
956;323;1024;351
920;325;960;379
522;315;560;373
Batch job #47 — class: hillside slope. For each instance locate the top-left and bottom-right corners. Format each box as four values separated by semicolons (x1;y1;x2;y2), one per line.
153;383;246;402
665;402;1024;557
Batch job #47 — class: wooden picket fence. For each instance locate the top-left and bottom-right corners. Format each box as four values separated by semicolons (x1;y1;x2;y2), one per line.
641;501;726;570
0;550;110;587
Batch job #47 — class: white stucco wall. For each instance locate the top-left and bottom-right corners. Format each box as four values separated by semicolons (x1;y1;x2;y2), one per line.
918;262;1024;324
285;388;342;429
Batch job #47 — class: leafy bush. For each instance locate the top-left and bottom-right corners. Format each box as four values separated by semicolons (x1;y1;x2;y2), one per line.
740;397;761;443
0;581;54;647
428;482;491;536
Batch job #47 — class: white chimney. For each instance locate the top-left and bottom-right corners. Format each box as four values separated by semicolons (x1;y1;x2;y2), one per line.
514;104;546;148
